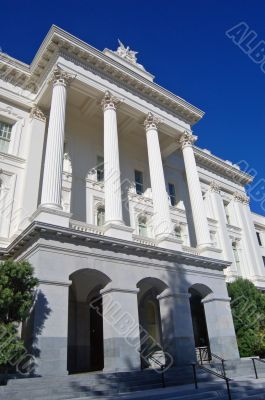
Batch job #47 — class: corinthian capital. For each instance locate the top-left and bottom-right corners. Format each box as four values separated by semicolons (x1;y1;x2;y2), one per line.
233;191;250;205
101;90;122;111
50;66;76;86
178;131;197;149
30;105;46;121
209;181;221;194
144;112;160;131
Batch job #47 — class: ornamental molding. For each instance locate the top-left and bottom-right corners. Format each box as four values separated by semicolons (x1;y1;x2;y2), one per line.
0;105;24;121
233;191;250;205
29;105;46;121
209;181;221;194
178;131;197;148
0;26;204;123
101;90;123;111
49;66;76;86
0;221;231;271
144;112;161;131
194;147;253;186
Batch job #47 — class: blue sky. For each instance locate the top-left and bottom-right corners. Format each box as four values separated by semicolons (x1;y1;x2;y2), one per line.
1;0;265;214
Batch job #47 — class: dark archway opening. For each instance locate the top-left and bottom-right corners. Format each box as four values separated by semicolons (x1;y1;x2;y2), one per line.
67;269;110;374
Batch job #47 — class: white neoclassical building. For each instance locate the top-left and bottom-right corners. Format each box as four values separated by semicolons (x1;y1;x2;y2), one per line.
0;26;265;376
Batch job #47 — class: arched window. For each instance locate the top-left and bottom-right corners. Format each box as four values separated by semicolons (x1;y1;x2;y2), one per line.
138;215;147;237
96;206;105;226
232;241;240;268
174;225;182;239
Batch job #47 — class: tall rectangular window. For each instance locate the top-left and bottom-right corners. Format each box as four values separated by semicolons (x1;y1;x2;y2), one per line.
0;121;12;153
168;183;176;206
134;170;143;195
96;155;104;182
263;256;265;267
223;201;231;225
256;232;263;247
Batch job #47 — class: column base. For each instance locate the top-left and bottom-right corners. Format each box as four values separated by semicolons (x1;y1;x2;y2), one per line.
103;223;133;241
31;206;71;228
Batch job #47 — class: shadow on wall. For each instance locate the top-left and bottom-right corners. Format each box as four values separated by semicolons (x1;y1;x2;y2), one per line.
22;290;51;376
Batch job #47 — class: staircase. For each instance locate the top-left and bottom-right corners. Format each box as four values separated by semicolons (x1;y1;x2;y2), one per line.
0;361;265;400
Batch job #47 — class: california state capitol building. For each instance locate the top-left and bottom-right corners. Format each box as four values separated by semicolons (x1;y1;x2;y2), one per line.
0;25;265;376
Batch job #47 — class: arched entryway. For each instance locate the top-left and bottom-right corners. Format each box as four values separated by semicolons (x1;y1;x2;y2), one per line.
137;277;168;368
67;269;110;374
189;284;212;362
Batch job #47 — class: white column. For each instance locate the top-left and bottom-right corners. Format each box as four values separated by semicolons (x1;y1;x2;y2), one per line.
144;113;172;238
101;91;124;225
208;181;235;268
232;192;264;279
41;67;74;210
179;132;211;249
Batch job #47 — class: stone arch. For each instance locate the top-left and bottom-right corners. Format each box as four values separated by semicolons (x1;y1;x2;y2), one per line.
188;283;213;360
137;277;169;368
94;201;105;226
67;269;111;373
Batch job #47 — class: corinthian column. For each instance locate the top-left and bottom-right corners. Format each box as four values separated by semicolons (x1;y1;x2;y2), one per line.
41;67;74;209
101;91;124;225
179;131;211;249
144;113;172;238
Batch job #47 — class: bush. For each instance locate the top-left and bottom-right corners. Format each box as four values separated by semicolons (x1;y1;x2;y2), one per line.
0;260;38;377
227;278;265;357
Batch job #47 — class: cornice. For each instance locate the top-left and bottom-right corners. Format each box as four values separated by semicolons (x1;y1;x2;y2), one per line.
0;25;204;124
0;221;230;271
194;146;253;185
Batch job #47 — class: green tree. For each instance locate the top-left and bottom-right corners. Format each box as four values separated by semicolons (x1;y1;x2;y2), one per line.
227;278;265;357
0;259;38;377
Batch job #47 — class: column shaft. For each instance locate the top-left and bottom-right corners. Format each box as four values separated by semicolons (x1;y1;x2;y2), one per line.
180;132;211;248
144;113;172;237
202;296;239;360
102;91;123;225
41;68;74;209
158;291;196;365
101;287;141;371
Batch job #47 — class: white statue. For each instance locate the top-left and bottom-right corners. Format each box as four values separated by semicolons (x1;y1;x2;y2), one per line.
115;39;138;64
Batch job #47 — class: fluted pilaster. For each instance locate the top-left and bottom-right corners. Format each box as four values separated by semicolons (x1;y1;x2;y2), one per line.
101;91;124;225
144;112;172;237
179;131;211;248
41;67;75;209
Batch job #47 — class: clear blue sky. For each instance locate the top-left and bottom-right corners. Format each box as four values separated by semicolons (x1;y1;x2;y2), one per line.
1;0;265;214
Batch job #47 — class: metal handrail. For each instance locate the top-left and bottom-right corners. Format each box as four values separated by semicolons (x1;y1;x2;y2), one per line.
145;352;166;388
211;353;226;378
197;364;232;400
251;357;265;379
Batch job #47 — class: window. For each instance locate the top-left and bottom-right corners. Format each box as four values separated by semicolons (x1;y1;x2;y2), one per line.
96;206;105;226
138;215;147;237
210;231;217;247
168;183;176;206
256;232;263;247
263;256;265;267
223;201;231;225
0;121;12;153
174;225;182;240
232;241;240;268
135;170;143;195
96;156;104;182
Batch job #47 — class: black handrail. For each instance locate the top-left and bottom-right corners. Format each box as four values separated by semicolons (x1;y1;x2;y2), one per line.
197;364;232;400
146;353;166;388
191;362;198;389
251;357;265;379
211;353;226;378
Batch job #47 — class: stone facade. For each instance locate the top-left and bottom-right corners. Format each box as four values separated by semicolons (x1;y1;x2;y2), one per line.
0;26;264;376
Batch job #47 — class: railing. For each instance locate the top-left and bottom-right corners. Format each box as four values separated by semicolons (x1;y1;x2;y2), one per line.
192;363;232;400
211;352;226;378
70;220;104;235
182;245;199;256
146;352;166;388
251;357;265;379
132;235;156;247
196;346;211;364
